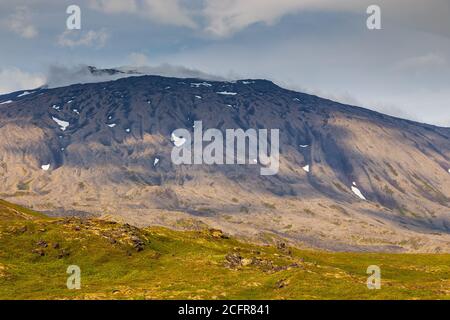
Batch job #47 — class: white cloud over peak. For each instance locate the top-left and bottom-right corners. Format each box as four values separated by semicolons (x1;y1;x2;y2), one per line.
4;6;38;39
45;63;224;88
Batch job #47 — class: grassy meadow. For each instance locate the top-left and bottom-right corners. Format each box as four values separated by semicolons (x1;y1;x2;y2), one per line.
0;199;448;300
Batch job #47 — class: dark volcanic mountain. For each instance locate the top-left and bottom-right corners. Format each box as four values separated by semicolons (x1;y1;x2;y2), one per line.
0;74;449;252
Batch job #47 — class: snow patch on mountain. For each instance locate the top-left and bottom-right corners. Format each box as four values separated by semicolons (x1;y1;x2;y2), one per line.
52;116;69;131
171;133;186;147
18;91;33;97
351;182;366;200
191;82;212;88
217;91;237;96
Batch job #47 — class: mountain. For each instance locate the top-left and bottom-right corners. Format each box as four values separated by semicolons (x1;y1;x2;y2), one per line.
1;198;449;299
0;73;449;252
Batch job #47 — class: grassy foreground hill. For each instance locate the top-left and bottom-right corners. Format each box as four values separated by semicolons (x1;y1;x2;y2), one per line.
0;199;449;300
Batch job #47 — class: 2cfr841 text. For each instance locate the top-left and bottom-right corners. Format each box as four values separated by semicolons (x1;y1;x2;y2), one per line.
222;304;269;315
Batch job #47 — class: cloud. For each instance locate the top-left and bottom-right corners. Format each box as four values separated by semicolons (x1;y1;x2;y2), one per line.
201;0;450;38
370;102;420;122
395;53;447;71
90;0;358;36
0;68;45;94
43;63;225;89
201;0;365;37
143;0;197;28
89;0;138;14
437;119;450;128
44;65;126;88
4;6;38;39
89;0;197;28
87;0;450;38
128;52;151;67
119;63;226;81
202;0;302;37
57;29;110;48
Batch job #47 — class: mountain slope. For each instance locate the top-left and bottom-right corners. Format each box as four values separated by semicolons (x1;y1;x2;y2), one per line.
0;74;449;252
0;199;449;300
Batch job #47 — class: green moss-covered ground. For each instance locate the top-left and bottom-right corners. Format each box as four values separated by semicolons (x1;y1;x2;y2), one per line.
0;199;448;300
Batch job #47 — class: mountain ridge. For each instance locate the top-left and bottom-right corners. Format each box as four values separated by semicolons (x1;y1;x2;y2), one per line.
2;72;449;130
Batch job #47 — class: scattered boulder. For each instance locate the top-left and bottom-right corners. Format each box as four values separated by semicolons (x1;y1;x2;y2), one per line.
130;235;145;252
57;249;70;259
241;258;252;267
250;257;274;271
276;242;292;255
275;279;290;289
0;264;6;278
36;240;48;248
32;248;45;256
225;252;243;269
225;251;303;272
209;229;229;239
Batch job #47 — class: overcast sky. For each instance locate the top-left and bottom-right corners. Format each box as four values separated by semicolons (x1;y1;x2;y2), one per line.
0;0;449;126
